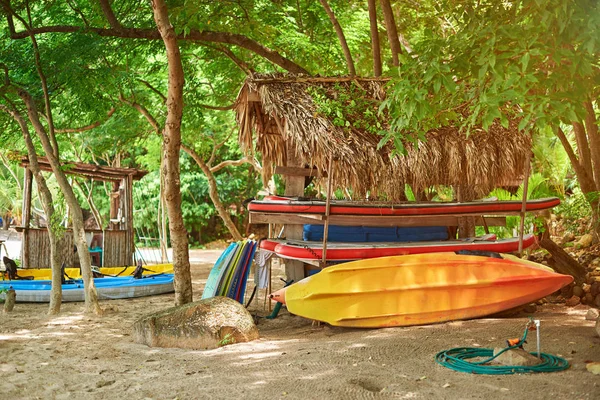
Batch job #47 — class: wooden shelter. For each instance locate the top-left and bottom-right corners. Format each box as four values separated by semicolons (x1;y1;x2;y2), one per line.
235;74;534;281
18;156;147;269
236;74;531;201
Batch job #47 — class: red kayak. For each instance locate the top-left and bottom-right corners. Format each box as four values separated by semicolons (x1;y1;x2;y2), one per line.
260;234;537;261
249;196;560;216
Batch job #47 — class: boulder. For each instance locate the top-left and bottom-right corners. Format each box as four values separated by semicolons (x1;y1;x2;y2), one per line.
572;285;584;298
560;232;575;245
596;318;600;338
585;293;594;304
565;295;581;307
493;348;542;366
575;234;594;249
591;282;600;297
133;296;259;350
586;308;600;321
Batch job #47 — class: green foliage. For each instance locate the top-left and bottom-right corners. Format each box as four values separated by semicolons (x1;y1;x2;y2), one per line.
134;152;260;244
383;0;600;137
483;173;558;238
555;188;594;235
218;333;235;347
0;160;23;222
532;126;575;196
307;83;383;135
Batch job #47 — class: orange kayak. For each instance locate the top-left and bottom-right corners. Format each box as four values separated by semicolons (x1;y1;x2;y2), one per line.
270;253;572;328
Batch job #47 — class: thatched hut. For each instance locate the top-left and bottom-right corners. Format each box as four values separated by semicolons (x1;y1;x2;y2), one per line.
18;156;147;269
235;74;535;281
235;74;530;201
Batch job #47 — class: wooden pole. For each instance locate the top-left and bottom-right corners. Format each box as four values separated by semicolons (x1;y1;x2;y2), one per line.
266;223;272;312
21;169;32;268
321;156;334;267
518;152;532;256
283;139;306;282
126;175;134;265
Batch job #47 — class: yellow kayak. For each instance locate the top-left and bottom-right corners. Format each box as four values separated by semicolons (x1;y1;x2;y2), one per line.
6;263;174;280
270;253;572;328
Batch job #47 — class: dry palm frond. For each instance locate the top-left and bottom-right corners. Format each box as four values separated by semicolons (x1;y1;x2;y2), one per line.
235;74;531;201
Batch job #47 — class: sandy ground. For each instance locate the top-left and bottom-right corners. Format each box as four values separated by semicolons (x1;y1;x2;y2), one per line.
1;249;599;400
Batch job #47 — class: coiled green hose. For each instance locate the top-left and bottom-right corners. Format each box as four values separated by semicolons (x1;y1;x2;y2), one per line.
435;321;570;374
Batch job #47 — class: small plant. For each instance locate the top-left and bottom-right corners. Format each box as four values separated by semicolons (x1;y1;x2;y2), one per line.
218;333;235;347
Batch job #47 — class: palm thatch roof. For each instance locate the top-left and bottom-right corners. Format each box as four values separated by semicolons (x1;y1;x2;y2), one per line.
235;74;531;200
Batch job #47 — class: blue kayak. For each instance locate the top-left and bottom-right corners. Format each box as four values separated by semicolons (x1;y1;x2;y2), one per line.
0;274;174;302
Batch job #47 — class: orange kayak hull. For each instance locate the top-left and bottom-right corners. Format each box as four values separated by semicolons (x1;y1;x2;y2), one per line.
272;253;572;328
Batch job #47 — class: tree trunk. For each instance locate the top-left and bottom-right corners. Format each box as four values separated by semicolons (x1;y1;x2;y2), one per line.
539;223;587;285
380;0;402;66
367;0;382;76
583;100;600;192
152;0;193;305
555;120;600;242
1;104;63;314
318;0;356;76
74;179;104;229
18;90;102;314
181;144;243;241
159;155;169;263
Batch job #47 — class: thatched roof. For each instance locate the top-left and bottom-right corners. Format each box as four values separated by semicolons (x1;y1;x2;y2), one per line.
235;75;531;200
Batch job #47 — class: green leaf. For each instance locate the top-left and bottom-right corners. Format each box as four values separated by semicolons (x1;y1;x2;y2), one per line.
433;78;442;94
518;115;531;131
521;52;530;73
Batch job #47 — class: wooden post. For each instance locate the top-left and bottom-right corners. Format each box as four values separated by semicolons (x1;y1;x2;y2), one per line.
126;175;135;265
21;169;32;268
456;185;476;238
109;181;120;230
518;152;532;256
321;156;334;267
283;140;306;283
267;223;272;312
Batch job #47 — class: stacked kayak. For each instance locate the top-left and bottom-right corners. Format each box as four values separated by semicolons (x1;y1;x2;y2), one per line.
202;240;257;303
261;234;537;261
249;196;561;216
270;252;573;328
0;273;174;303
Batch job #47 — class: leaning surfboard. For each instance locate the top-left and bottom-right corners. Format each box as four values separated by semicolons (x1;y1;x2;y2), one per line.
270;252;573;328
218;241;249;296
202;243;237;299
227;241;255;300
236;241;258;303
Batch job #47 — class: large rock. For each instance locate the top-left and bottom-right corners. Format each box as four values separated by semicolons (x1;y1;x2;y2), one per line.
133;296;259;350
586;308;600;321
565;295;581;307
575;234;594;249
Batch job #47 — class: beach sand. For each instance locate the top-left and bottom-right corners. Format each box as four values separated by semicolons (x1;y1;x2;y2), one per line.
1;249;599;400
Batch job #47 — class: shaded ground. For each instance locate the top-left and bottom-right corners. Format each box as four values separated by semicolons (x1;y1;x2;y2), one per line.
1;249;599;400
